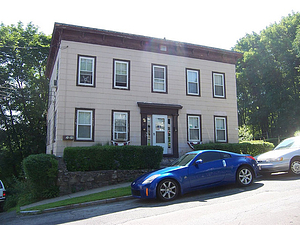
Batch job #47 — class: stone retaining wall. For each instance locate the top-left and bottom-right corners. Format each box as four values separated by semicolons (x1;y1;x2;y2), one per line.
57;157;152;195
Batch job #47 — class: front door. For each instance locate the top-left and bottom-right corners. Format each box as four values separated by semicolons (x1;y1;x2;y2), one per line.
152;115;168;154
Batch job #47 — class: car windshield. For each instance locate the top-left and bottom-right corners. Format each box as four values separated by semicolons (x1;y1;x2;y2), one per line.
274;137;300;150
171;153;197;166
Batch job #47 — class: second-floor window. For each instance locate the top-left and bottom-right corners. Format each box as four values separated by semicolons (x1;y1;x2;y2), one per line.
77;55;96;87
152;64;167;93
213;72;225;98
186;69;200;96
113;59;130;89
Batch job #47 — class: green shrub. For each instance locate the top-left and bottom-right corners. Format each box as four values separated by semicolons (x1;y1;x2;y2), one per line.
193;141;274;157
22;154;59;200
63;145;163;172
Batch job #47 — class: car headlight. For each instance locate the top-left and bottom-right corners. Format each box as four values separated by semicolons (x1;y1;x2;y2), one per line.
142;174;161;184
266;157;283;163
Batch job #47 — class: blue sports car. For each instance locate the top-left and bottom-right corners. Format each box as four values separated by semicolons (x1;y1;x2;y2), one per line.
131;150;258;201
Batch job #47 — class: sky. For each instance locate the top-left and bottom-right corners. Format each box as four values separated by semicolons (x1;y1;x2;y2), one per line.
1;0;300;50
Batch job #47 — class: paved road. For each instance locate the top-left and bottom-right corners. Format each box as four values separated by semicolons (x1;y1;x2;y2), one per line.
1;173;300;225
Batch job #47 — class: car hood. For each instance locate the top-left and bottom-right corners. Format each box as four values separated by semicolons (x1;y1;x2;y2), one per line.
256;148;298;160
134;166;184;183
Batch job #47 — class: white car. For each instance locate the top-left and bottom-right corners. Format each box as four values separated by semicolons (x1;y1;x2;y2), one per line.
256;136;300;175
0;180;5;203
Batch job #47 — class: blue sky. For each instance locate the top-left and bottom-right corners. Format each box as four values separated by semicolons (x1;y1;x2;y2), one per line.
1;0;300;50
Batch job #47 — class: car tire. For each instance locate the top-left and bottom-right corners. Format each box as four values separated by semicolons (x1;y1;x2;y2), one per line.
237;166;254;186
157;179;179;201
289;158;300;175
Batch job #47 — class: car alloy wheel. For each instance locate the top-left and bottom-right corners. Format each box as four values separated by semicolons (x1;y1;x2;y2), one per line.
290;159;300;175
157;179;179;201
237;166;253;186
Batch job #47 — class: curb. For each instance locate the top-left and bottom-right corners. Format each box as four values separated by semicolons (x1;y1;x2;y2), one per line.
19;195;133;215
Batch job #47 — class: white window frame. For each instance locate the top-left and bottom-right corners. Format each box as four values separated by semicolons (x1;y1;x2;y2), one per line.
188;115;201;142
213;72;225;98
187;69;200;96
114;60;129;89
215;116;227;142
76;109;93;141
113;111;129;141
77;56;95;87
152;65;167;93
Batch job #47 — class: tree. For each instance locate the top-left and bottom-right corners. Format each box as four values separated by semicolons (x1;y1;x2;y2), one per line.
0;22;51;180
234;13;300;139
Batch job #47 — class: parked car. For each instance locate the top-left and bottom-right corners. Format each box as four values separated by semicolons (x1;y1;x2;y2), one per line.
0;180;6;203
256;136;300;176
131;150;258;201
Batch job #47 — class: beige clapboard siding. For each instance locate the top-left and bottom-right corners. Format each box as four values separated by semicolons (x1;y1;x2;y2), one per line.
47;40;238;156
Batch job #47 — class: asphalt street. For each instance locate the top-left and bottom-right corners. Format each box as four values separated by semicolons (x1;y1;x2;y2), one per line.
1;173;299;225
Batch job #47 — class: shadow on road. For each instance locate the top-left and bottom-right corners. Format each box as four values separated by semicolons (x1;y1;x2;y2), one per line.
0;180;267;225
257;172;300;181
137;181;264;207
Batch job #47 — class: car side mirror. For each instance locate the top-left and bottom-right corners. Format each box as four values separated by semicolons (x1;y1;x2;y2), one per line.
195;159;203;165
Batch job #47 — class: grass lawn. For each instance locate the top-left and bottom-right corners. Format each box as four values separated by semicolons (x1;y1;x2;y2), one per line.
23;186;131;211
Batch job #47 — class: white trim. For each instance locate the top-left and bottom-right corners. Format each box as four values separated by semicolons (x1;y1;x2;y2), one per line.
213;72;225;98
188;115;201;142
187;69;199;95
113;112;128;141
215;117;227;142
114;60;129;89
76;109;93;140
78;56;95;86
153;65;166;92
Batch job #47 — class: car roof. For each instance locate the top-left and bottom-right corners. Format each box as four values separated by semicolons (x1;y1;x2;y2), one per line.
187;149;230;154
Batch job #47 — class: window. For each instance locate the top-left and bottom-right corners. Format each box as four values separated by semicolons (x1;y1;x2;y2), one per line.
75;109;94;141
112;111;129;141
152;64;167;93
77;55;96;87
47;120;51;145
53;111;57;143
213;72;225;98
186;69;200;96
215;116;227;142
113;59;130;89
187;115;201;142
197;152;221;163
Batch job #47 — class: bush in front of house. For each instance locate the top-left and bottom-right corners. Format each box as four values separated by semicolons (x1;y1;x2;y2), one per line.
22;154;59;200
63;145;163;172
193;141;274;157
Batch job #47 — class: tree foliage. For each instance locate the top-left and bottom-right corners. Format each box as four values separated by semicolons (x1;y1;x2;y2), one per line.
234;13;300;139
0;22;51;180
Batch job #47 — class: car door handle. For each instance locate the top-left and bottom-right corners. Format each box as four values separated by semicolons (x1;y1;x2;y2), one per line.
222;160;227;167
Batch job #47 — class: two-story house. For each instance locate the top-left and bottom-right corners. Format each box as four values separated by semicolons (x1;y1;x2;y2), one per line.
46;23;242;158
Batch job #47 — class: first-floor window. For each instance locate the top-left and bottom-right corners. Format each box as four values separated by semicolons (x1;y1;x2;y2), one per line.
53;111;57;143
188;115;201;142
215;116;227;142
75;109;94;141
113;111;129;141
47;120;51;145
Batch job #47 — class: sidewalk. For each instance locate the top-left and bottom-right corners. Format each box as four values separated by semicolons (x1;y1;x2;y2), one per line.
20;182;132;214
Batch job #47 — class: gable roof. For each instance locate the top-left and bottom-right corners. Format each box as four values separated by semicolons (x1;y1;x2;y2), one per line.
46;23;243;78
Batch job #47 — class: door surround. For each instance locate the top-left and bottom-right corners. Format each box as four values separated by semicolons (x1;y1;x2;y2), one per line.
137;102;183;157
